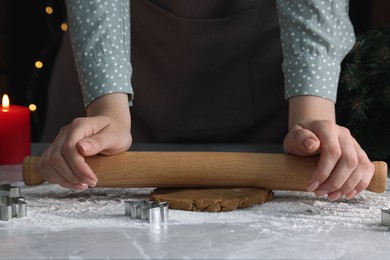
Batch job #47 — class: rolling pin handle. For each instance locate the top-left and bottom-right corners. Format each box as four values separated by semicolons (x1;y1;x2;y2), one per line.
23;156;45;186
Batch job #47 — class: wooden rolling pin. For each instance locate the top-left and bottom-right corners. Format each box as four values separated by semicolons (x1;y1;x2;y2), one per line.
22;151;388;193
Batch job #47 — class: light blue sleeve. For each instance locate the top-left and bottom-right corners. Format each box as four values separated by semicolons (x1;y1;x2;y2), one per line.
64;0;133;107
276;0;356;102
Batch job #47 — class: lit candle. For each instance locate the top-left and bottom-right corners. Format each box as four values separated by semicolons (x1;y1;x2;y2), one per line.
0;94;31;165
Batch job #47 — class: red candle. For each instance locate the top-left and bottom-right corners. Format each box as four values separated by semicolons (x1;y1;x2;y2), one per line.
0;94;31;165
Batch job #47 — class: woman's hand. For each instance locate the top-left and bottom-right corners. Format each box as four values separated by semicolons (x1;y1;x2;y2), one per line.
284;96;375;201
38;93;132;190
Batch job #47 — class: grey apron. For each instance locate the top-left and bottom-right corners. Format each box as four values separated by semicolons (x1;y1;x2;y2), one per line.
130;0;288;143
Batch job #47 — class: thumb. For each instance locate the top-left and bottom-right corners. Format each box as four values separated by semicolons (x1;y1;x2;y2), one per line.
77;135;107;157
283;125;320;156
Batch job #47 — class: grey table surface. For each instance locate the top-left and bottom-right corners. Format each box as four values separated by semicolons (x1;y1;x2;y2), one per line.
0;143;389;260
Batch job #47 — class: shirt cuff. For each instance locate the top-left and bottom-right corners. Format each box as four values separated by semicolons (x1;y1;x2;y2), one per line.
79;58;134;107
283;55;341;102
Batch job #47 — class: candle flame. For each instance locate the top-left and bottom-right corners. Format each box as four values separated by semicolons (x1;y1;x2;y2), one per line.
2;94;10;109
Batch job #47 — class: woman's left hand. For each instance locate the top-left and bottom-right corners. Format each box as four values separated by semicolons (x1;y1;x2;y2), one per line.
284;96;375;201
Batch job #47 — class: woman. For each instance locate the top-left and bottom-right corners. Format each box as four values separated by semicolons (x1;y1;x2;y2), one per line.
39;0;374;201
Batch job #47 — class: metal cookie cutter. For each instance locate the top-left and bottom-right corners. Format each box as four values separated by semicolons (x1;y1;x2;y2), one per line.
381;208;390;227
124;199;169;223
0;184;27;221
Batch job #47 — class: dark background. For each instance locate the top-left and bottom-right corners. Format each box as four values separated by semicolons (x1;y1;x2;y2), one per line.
0;0;390;142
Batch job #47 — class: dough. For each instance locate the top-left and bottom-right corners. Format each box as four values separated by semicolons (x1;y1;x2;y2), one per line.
149;187;273;212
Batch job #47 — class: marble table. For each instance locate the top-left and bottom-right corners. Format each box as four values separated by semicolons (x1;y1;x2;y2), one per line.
0;143;389;259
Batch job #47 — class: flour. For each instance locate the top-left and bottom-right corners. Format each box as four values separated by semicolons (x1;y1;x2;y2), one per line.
2;180;389;234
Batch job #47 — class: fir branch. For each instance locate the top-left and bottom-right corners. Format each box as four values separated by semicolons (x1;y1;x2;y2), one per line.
337;25;390;163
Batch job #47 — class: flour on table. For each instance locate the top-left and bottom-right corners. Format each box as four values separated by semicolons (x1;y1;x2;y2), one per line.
1;180;389;234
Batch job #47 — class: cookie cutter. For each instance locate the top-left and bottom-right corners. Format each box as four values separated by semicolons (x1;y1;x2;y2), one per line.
381;208;390;227
0;184;27;221
124;199;169;223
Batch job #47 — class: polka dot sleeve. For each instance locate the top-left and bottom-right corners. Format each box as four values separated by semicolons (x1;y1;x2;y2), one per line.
275;0;356;102
64;0;133;107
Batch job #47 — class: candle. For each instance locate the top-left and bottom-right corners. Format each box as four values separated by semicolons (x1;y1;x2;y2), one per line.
0;94;31;165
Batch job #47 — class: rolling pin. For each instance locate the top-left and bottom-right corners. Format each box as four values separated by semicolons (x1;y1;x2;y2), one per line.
22;151;388;193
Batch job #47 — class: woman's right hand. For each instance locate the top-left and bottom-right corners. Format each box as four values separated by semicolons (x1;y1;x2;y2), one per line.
38;93;132;190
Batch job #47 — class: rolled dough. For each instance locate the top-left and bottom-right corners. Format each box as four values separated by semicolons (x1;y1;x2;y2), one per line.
149;188;274;212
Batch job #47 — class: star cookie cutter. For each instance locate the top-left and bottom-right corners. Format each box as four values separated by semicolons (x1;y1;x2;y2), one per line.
381;208;390;227
124;199;168;223
0;184;27;221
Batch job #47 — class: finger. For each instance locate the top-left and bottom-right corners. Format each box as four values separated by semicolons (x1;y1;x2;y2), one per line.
314;129;358;197
345;168;374;200
41;147;96;187
77;125;131;157
355;166;375;194
330;143;373;201
47;169;89;190
327;170;359;201
284;125;320;156
306;123;341;192
60;151;98;187
39;150;90;190
38;117;103;189
58;122;99;184
349;153;375;195
39;133;87;184
52;152;90;184
345;189;358;200
77;135;108;157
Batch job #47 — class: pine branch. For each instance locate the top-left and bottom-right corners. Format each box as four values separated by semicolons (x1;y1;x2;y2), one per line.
337;25;390;163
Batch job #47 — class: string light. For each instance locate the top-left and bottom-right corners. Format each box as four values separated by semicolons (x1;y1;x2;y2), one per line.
45;6;53;15
34;61;43;69
29;104;37;112
28;0;67;140
60;23;68;31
